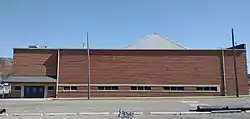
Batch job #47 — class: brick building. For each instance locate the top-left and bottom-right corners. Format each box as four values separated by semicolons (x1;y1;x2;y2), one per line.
2;34;249;98
0;58;13;79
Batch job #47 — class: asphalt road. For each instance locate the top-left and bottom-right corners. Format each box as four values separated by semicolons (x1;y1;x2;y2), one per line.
0;97;250;119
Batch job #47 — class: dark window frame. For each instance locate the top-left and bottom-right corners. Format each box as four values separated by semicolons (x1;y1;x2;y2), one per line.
48;86;55;91
70;86;77;90
196;86;218;91
14;86;21;91
163;86;185;91
97;86;119;91
63;86;78;91
130;86;151;91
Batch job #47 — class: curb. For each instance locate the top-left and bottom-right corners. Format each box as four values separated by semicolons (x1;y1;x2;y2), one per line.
0;98;52;101
79;112;110;115
150;112;212;115
13;113;43;116
0;95;249;101
53;96;250;100
0;114;8;116
44;113;77;116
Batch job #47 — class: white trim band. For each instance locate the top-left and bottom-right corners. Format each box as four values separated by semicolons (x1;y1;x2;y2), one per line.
150;111;212;115
13;113;43;116
58;84;220;87
79;112;110;115
43;113;77;116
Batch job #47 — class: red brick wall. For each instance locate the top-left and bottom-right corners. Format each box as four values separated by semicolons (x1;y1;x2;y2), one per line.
90;50;221;85
0;59;13;78
13;49;248;97
58;50;88;84
13;49;58;76
224;51;248;95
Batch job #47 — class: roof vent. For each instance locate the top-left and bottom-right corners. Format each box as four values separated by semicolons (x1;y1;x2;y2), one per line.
38;45;47;48
28;45;38;48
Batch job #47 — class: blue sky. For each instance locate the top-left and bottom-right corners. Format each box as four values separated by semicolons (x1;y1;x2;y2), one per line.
0;0;249;72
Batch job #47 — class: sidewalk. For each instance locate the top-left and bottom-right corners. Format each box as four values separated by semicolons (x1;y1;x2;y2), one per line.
0;95;249;101
53;95;250;100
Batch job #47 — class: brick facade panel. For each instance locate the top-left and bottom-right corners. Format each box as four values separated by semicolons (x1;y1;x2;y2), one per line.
90;53;221;85
13;49;248;97
13;49;57;76
224;51;248;95
59;50;88;84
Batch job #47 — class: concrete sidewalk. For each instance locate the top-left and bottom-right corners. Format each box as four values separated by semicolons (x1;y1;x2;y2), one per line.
0;95;249;101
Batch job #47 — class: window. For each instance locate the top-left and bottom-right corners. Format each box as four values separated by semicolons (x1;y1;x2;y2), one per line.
163;86;184;91
14;86;21;90
63;86;71;90
131;86;137;90
48;86;54;91
63;86;77;91
130;86;151;91
145;86;151;90
97;86;118;91
138;86;144;90
71;86;77;90
196;86;217;91
211;87;217;91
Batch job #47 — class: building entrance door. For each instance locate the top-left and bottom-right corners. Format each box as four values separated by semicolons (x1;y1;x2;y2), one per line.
24;86;44;98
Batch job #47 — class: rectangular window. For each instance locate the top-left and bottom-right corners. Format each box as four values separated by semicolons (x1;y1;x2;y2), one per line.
97;86;118;91
131;86;137;90
111;86;118;90
63;86;77;91
145;86;151;90
130;86;151;91
48;86;54;91
163;86;184;91
14;86;21;91
98;86;105;90
71;86;77;90
138;86;144;90
196;86;217;91
211;87;217;91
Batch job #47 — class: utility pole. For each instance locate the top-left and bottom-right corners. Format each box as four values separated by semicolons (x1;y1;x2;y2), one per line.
87;32;91;100
231;28;239;98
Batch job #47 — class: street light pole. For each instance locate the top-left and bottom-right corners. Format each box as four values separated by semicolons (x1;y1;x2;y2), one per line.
231;28;239;98
87;32;91;100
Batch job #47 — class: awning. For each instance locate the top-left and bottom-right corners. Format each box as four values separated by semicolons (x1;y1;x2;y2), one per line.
2;76;56;83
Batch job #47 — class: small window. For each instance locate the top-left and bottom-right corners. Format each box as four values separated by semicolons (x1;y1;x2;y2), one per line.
14;86;21;90
130;86;151;91
97;86;118;90
196;87;202;91
105;86;111;90
98;86;105;90
145;86;151;90
138;86;144;90
71;86;77;90
163;86;184;91
48;86;54;90
211;87;217;91
204;87;210;91
131;86;137;90
170;87;177;90
63;86;71;90
111;86;118;90
163;87;170;90
196;86;217;91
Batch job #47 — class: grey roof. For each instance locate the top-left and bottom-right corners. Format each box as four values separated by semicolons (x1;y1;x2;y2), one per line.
0;57;13;62
124;33;187;49
2;76;56;83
